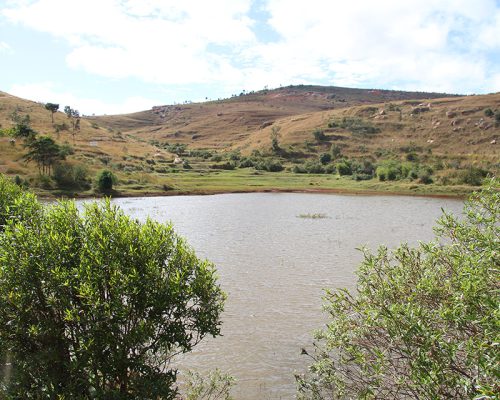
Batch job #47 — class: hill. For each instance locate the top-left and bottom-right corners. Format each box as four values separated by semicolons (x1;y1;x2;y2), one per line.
91;85;457;149
0;86;498;197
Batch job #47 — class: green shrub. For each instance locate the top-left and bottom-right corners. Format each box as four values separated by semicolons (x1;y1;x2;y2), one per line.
292;165;307;174
313;129;327;142
0;175;40;231
155;167;169;173
0;184;225;398
324;164;336;174
303;161;325;174
336;161;352;176
239;158;254;168
458;167;488;186
319;153;331;165
226;151;241;161
351;159;375;176
484;108;494;117
400;162;413;178
330;144;342;159
352;173;373;181
409;169;419;180
297;180;500;399
255;159;284;172
399;143;423;154
98;156;111;165
34;174;53;189
165;143;187;155
376;161;401;181
189;149;213;159
13;175;29;189
418;169;433;184
59;143;75;157
53;163;90;189
330;117;380;135
183;369;235;400
386;103;401;111
54;122;69;132
267;161;284;172
210;162;235;170
406;152;418;161
270;126;281;154
95;169;116;192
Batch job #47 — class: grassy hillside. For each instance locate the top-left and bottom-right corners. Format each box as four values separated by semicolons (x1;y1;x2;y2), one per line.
0;86;498;197
0;90;166;195
92;85;457;149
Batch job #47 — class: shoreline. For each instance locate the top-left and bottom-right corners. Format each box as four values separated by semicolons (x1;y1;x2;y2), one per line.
40;185;469;201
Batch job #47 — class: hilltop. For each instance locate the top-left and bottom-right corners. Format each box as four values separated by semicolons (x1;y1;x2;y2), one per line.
0;86;498;197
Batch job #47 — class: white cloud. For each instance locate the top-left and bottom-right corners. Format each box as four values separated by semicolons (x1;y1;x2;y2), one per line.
2;0;499;104
0;41;11;52
2;0;255;85
254;0;499;93
9;82;161;115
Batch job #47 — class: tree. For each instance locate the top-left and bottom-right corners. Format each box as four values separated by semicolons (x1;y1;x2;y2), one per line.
64;105;80;142
96;169;116;192
271;125;281;154
297;179;499;399
0;177;225;398
23;135;64;175
8;111;36;142
45;103;59;123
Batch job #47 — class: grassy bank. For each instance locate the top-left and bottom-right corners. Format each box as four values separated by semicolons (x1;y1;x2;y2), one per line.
37;169;474;199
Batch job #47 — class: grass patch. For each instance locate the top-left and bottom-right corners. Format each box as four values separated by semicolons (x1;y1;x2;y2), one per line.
297;213;329;219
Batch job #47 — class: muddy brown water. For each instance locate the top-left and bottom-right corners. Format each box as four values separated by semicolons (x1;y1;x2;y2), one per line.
83;193;463;399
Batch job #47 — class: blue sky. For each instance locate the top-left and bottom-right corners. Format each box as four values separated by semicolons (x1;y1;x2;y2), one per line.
1;0;499;115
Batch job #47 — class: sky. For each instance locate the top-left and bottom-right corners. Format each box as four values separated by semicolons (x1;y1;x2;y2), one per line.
1;0;499;115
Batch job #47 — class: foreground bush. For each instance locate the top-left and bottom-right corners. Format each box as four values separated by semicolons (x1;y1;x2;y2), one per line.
297;179;499;399
0;176;225;398
0;175;41;230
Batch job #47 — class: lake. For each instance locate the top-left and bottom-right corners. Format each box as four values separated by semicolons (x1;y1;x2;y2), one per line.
99;193;463;399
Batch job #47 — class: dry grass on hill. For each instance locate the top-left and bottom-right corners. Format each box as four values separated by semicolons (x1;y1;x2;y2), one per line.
0;91;169;180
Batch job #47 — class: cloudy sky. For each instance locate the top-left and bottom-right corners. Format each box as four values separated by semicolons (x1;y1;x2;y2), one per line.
1;0;499;115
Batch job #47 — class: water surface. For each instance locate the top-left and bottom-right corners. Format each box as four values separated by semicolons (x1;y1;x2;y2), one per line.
99;193;463;399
